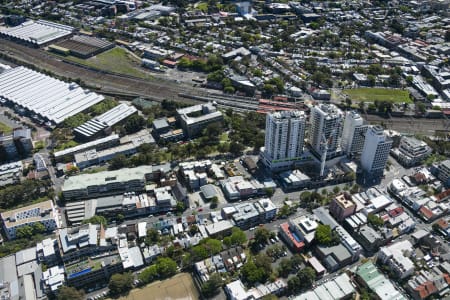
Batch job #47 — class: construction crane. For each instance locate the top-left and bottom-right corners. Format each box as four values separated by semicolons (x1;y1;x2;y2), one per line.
319;127;338;177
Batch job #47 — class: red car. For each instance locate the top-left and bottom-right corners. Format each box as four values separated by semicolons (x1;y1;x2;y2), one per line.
198;208;203;212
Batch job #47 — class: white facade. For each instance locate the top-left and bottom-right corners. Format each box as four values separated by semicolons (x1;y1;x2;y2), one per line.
309;104;344;159
341;111;367;156
378;240;414;280
361;126;393;176
392;136;432;167
262;110;306;170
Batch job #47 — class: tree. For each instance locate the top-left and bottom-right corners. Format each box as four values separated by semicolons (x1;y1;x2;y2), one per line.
277;258;294;278
417;102;426;114
57;286;84;300
230;227;247;246
315;224;332;245
241;260;267;284
333;186;341;194
229;141;244;156
124;114;145;134
138;265;158;284
288;276;302;294
367;213;384;228
201;273;222;297
297;267;316;289
109;154;128;170
145;228;160;244
254;227;270;245
156;257;177;278
189;224;199;236
32;222;46;234
176;201;185;213
278;205;291;218
108;272;133;296
83;215;107;226
16;225;34;239
254;253;272;274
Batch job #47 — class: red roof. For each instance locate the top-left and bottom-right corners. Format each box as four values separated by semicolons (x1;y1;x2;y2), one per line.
280;222;304;251
436;218;449;230
444;273;450;285
419;206;434;220
415;281;437;299
435;188;450;202
389;207;404;217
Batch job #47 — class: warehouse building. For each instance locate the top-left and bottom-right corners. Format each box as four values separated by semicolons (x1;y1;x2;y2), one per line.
0;19;74;47
53;35;114;58
74;103;137;140
0;66;104;125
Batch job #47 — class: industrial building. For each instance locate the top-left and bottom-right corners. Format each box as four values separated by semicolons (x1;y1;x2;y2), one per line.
176;102;223;138
74;103;137;140
0;66;104;125
1;200;58;240
0;19;74;47
53;35;114;58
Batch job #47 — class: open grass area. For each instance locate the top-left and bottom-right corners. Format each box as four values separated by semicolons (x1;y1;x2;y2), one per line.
0;122;12;134
52;47;151;79
117;273;199;300
343;88;412;103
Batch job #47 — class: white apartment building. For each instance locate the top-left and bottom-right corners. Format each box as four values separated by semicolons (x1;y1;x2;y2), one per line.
392;136;432;167
261;110;306;170
378;240;415;279
361;126;393;176
341;111;368;157
309;104;344;159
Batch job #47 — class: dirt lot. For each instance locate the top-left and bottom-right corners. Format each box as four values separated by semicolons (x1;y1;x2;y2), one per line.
118;273;199;300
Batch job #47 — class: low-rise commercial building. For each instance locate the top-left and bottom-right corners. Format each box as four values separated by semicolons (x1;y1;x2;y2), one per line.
329;193;356;222
176;103;223;138
437;160;450;187
1;200;58;240
62;165;169;200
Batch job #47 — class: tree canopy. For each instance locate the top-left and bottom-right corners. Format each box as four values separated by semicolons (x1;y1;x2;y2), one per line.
108;272;133;296
57;286;84;300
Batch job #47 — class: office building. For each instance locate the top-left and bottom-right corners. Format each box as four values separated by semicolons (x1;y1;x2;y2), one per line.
436;160;450;187
392;136;432;167
176;102;223;138
1;200;58;239
329;193;356;222
341;111;367;157
261;111;306;170
360;126;393;177
309;104;344;159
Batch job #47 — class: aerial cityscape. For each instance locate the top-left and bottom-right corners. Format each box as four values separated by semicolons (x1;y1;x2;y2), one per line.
0;0;449;300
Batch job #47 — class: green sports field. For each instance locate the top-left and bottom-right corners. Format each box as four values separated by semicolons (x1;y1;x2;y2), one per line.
343;88;412;103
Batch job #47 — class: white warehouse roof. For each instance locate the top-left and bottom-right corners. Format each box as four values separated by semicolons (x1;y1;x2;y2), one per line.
74;103;137;138
0;20;74;45
0;66;104;124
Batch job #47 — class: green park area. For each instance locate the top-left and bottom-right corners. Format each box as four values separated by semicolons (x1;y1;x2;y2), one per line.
54;47;151;79
343;88;412;103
